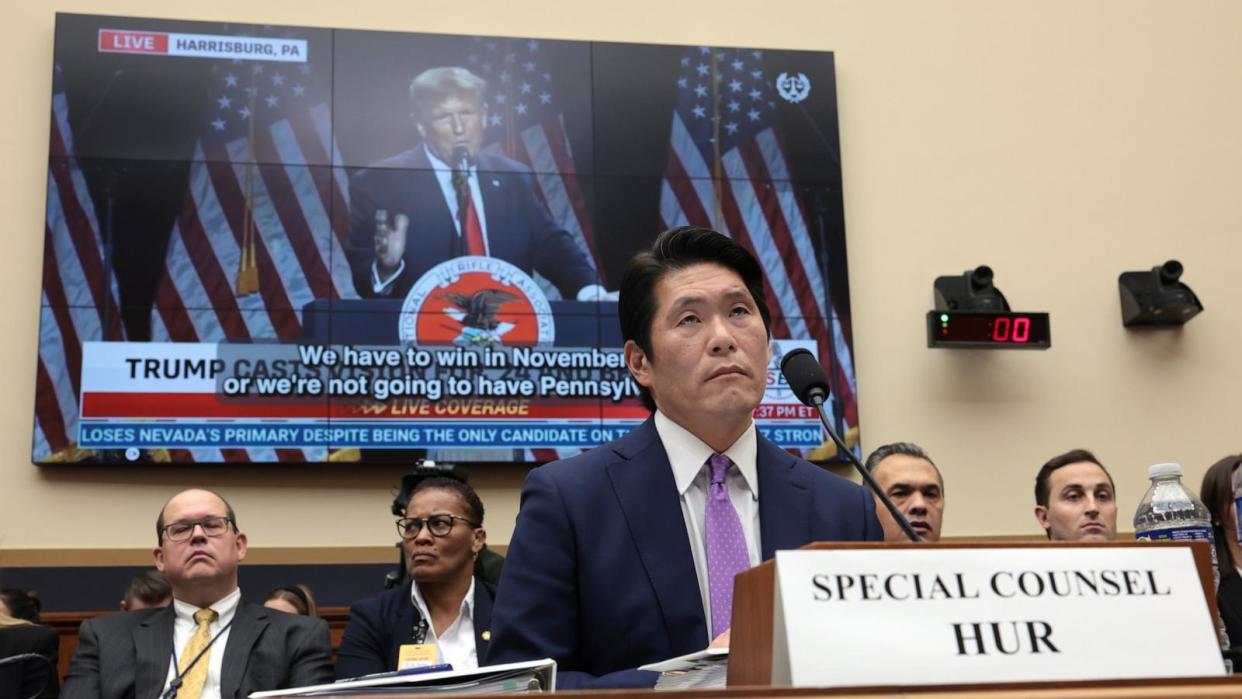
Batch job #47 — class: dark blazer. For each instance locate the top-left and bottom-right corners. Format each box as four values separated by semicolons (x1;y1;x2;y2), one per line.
346;148;597;300
1220;570;1242;648
334;578;495;680
486;418;883;689
0;623;59;699
61;601;332;699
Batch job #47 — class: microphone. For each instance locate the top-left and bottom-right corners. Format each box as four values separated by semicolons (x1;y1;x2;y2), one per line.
451;144;472;172
779;348;922;542
160;618;234;699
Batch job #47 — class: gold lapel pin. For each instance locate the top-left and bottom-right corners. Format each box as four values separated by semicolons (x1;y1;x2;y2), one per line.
482;630;491;641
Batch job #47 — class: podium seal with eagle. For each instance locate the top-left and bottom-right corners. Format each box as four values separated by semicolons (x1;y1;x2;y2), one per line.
398;256;556;347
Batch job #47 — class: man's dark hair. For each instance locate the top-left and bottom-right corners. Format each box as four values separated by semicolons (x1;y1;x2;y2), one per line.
407;476;485;525
0;588;42;623
1034;448;1113;508
618;226;773;411
864;442;943;487
155;489;238;544
124;570;171;607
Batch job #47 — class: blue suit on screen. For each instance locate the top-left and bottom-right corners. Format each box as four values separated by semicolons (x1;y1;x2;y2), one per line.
346;148;596;300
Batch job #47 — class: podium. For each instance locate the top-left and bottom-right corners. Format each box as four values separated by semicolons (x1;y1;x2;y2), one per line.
727;540;1227;690
301;299;621;345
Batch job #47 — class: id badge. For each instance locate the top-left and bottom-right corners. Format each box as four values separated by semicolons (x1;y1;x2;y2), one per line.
398;643;439;669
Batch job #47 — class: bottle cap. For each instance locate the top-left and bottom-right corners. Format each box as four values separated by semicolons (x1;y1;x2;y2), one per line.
1147;462;1183;479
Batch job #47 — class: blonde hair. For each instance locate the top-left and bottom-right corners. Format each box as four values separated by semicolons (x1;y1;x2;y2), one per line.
409;67;487;119
265;584;318;618
0;611;31;627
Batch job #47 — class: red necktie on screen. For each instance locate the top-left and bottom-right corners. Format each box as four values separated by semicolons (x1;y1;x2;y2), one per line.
705;453;750;638
452;168;486;256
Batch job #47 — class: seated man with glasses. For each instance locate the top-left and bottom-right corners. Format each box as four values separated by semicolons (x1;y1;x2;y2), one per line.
63;488;333;698
335;477;493;679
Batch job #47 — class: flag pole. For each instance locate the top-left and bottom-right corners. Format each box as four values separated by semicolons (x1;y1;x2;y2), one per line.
709;49;724;231
236;70;260;296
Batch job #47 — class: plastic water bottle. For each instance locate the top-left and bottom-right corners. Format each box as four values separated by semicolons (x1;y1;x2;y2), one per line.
1134;462;1229;654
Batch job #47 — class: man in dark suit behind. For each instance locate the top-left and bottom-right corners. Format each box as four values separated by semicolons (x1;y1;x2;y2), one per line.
62;489;332;699
486;227;883;688
347;66;600;301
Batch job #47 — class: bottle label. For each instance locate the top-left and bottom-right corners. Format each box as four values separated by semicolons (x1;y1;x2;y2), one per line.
1137;524;1218;569
1236;496;1242;548
1136;524;1213;542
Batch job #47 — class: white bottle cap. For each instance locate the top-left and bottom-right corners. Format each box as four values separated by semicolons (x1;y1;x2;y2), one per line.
1147;462;1183;479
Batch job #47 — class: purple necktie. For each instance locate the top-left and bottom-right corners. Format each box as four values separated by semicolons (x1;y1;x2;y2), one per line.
705;453;750;639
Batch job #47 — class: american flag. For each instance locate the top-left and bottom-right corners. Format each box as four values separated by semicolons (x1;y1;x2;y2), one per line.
149;29;357;463
464;37;600;463
467;36;601;291
36;66;127;462
659;46;860;447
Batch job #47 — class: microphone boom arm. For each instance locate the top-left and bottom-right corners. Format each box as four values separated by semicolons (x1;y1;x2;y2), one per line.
807;393;922;542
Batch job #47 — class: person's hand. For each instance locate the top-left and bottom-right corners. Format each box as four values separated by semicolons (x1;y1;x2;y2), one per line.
708;629;730;649
374;210;408;280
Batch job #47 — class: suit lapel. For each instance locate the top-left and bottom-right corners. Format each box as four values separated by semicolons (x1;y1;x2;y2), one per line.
476;155;507;256
390;583;420;668
605;419;708;653
221;602;267;699
472;580;495;658
757;436;813;559
407;147;461;263
134;606;175;699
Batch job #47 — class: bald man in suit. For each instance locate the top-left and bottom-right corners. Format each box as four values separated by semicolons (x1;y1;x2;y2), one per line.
63;489;332;699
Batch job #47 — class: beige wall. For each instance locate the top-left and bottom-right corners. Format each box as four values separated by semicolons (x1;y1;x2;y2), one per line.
3;0;1240;560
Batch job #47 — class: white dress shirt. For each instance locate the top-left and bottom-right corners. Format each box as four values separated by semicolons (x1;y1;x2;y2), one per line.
163;587;241;699
655;411;761;644
410;577;478;670
371;145;490;294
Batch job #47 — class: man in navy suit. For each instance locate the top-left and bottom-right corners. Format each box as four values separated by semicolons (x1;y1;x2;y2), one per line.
487;227;883;688
346;66;600;301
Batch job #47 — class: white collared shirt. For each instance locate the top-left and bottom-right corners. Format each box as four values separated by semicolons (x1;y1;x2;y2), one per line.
370;145;491;295
655;411;762;643
410;577;478;670
163;587;241;699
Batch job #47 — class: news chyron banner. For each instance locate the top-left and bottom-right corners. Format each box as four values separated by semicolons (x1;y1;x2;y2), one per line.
39;13;858;464
76;259;824;454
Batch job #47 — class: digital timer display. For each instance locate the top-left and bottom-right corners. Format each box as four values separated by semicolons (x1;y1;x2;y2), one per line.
926;311;1051;349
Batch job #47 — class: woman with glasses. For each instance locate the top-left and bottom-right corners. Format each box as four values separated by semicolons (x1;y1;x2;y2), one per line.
335;477;493;680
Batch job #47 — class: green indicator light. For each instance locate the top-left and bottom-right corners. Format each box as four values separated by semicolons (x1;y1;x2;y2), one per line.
939;314;949;323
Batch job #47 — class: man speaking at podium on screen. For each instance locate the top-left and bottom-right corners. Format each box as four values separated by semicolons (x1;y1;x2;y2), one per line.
487;227;882;688
346;66;604;301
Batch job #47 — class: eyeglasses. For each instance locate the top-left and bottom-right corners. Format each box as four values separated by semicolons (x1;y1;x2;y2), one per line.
396;514;479;539
162;516;233;542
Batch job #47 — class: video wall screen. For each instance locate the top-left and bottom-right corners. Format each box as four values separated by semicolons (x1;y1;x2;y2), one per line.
37;13;859;464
